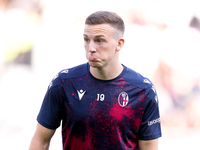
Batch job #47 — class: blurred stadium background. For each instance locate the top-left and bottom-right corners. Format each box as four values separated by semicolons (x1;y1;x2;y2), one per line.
0;0;200;149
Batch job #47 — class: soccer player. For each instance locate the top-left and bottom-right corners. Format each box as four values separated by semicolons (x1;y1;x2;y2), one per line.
29;11;162;150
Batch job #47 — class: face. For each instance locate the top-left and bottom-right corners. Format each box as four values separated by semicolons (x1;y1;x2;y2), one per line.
83;24;123;68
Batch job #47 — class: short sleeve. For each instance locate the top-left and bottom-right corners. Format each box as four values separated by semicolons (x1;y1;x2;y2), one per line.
138;87;162;140
37;75;63;130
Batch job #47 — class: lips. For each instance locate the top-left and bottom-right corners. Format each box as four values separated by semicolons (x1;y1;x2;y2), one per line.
89;56;99;60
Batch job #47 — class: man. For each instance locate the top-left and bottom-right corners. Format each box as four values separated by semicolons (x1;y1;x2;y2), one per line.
29;11;161;150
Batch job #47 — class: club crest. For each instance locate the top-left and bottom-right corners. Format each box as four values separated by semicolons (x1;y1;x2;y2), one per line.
118;92;129;107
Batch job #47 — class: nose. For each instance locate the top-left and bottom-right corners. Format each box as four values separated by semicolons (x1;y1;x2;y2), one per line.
88;41;96;52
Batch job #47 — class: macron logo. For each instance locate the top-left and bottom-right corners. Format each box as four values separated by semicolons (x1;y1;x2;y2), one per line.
77;89;86;100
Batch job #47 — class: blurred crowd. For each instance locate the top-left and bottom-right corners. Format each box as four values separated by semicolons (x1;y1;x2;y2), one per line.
0;0;200;149
0;0;43;78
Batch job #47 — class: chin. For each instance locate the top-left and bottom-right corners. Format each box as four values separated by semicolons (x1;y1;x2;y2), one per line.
88;61;102;68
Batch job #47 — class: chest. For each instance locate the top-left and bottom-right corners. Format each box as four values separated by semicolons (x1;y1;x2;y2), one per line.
62;77;145;123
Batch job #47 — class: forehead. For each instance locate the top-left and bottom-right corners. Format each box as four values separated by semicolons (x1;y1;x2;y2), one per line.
84;24;115;37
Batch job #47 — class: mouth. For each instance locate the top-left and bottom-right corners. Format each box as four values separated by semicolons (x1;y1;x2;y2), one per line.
89;56;99;61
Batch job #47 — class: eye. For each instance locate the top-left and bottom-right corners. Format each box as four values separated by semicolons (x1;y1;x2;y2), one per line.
96;39;104;43
84;38;90;43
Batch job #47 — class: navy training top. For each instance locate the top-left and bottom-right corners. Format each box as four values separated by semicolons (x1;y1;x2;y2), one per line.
37;63;162;150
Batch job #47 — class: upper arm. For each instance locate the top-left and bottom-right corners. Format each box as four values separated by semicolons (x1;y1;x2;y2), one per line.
34;123;56;142
138;139;158;150
29;123;56;150
138;85;162;140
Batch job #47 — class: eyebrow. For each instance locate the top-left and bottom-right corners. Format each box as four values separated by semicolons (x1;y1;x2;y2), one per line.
83;34;106;38
83;34;88;37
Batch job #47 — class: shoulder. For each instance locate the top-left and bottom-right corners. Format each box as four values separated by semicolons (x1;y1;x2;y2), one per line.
123;66;158;103
48;63;88;89
123;66;153;90
59;63;88;79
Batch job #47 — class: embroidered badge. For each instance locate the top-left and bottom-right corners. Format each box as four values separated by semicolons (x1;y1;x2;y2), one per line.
118;92;129;107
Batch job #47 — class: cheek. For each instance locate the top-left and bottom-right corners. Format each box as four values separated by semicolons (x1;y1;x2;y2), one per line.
101;49;114;60
84;46;88;57
84;43;87;50
84;44;89;53
85;49;89;59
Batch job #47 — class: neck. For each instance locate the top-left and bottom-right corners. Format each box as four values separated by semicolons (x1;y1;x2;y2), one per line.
90;63;123;80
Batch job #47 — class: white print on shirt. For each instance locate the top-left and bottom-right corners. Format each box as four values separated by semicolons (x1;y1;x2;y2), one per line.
48;74;59;89
151;86;158;103
155;95;158;103
148;118;160;126
151;86;156;93
61;69;69;73
143;79;151;84
96;94;105;101
77;89;86;100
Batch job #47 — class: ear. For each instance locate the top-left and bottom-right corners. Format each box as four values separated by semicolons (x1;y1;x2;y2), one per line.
116;38;125;51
